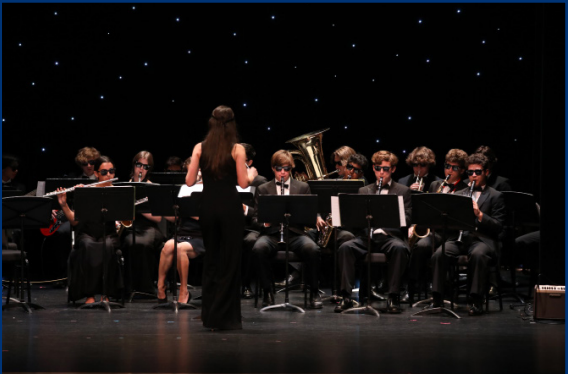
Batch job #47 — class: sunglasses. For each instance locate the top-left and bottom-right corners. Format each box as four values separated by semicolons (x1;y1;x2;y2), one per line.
412;163;428;168
274;166;292;172
373;165;391;172
81;160;96;167
135;162;150;170
466;169;484;176
346;164;363;174
98;168;116;176
444;163;461;171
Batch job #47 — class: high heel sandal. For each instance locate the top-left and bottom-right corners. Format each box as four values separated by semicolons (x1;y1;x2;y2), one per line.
178;291;192;304
157;286;168;304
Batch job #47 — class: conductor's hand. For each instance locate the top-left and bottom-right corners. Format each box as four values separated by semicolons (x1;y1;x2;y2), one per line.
316;216;327;231
247;166;258;183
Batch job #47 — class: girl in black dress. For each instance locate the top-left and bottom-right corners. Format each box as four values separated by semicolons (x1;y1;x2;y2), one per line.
57;156;122;304
185;105;254;330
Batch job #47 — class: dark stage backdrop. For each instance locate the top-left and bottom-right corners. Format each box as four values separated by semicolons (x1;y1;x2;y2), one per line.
2;4;564;282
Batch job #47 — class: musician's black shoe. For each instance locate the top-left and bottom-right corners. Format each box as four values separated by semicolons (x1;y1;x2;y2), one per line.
274;271;301;288
468;294;484;316
309;295;323;309
386;294;403;314
262;291;275;307
334;298;354;313
241;287;253;299
432;292;442;308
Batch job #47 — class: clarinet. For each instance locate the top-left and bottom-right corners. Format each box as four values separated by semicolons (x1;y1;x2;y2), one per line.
278;177;285;244
456;180;476;243
138;172;143;182
377;177;384;195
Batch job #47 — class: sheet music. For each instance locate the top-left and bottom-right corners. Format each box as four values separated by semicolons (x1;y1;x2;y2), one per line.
36;181;46;196
398;196;406;227
237;186;253;193
178;184;203;197
331;196;341;227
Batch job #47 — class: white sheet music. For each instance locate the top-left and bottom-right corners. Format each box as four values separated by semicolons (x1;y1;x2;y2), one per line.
398;196;406;227
178;184;203;197
331;196;341;227
237;186;252;193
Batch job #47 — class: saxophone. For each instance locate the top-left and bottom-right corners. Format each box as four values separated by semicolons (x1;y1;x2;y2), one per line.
317;213;334;248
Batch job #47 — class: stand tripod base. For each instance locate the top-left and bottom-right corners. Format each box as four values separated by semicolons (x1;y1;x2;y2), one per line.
322;294;341;303
79;300;124;313
411;306;461;319
3;300;45;313
412;297;454;308
153;300;197;312
261;302;305;313
341;304;380;317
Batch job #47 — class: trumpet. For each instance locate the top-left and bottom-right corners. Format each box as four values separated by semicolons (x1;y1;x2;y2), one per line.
43;178;119;196
456;181;476;243
415;175;424;191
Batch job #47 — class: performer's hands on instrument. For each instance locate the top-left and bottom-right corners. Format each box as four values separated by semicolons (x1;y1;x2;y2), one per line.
316;216;327;231
409;182;423;191
56;188;67;207
472;200;483;221
408;226;415;238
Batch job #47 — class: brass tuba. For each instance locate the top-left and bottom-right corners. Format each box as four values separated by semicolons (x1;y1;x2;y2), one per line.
285;128;337;182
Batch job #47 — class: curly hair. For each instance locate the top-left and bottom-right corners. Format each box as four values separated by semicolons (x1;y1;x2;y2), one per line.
371;150;399;167
445;149;468;169
405;146;436;167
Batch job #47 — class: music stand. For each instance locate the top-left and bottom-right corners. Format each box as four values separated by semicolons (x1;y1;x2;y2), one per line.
337;194;405;317
149;172;186;185
308;180;365;302
501;192;540;305
409;193;475;319
257;194;318;313
2;196;52;312
147;185;199;312
74;186;135;312
114;182;155;301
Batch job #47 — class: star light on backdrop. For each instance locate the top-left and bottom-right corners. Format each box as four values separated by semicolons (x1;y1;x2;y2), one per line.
1;3;561;196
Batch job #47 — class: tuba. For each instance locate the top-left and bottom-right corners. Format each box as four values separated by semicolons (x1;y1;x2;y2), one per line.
285;128;337;182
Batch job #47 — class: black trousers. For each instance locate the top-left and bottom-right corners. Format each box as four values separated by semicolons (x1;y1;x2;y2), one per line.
253;233;321;295
338;234;409;298
242;230;260;289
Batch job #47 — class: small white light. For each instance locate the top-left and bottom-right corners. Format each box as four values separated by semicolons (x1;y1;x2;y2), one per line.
243;103;247;107
514;139;518;142
482;40;486;44
107;32;110;35
245;60;248;64
119;76;122;79
403;150;407;154
144;62;148;66
344;126;348;129
2;118;5;122
100;95;104;99
352;44;356;48
18;43;22;47
294;66;297;69
268;127;271;131
132;6;136;10
54;12;58;16
376;139;380;143
55;61;59;65
315;98;318;102
426;59;430;63
497;28;500;31
418;19;422;24
519;57;523;61
176;18;180;22
71;117;75;120
372;79;375;82
42;148;46;152
408;116;412;120
477;72;481;76
457;9;461;13
187;50;191;54
271;15;275;20
233;32;237;36
172;99;175;102
32;82;35;86
396;54;399;57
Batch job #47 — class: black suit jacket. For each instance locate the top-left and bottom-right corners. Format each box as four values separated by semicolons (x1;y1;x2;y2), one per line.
454;185;506;252
429;179;469;194
486;174;512;192
252;178;312;236
244;174;269;232
398;173;442;192
354;180;412;240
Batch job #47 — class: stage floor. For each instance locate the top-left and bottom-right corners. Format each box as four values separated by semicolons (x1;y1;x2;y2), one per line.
2;280;564;374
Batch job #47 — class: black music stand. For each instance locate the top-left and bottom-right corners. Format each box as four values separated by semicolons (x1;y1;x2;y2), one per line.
501;192;540;305
2;197;53;312
74;186;135;312
148;185;199;312
308;180;365;302
338;194;405;317
257;194;318;313
114;182;155;302
149;172;186;185
409;193;475;319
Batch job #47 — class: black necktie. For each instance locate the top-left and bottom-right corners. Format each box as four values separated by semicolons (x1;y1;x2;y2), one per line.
276;182;289;189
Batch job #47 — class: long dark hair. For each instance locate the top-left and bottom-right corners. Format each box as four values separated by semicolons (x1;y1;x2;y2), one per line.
201;105;239;179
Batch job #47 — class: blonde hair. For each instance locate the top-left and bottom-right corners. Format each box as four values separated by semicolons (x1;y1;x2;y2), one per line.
271;150;295;168
371;150;399;166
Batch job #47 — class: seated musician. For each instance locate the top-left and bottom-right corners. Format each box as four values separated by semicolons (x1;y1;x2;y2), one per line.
330;145;356;179
164;156;183;172
473;145;512;191
67;146;101;180
120;150;165;296
335;150;412;314
156;216;205;304
427;153;506;316
344;153;369;185
56;156;122;304
407;149;469;298
240;143;266;299
398;146;442;192
2;154;26;192
251;150;323;309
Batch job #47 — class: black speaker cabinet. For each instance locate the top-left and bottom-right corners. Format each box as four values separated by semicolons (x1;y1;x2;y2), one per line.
533;285;565;320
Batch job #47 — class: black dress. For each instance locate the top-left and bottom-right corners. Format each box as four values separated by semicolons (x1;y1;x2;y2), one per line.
68;220;123;301
199;151;243;330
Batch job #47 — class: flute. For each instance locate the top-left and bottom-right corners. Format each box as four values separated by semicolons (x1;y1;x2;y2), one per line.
43;178;119;197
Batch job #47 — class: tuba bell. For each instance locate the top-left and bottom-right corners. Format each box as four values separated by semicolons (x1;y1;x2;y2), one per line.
285;128;337;182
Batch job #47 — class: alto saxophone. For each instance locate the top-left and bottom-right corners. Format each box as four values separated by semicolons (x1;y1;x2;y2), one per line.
317;213;334;248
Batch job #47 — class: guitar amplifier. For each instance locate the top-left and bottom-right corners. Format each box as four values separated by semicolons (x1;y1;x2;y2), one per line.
533;285;565;320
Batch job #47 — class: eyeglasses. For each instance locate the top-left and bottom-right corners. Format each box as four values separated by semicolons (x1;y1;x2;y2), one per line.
346;164;363;174
412;163;428;168
373;165;391;172
274;166;292;172
81;160;96;167
466;169;484;176
444;163;461;171
98;168;116;176
135;162;150;170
